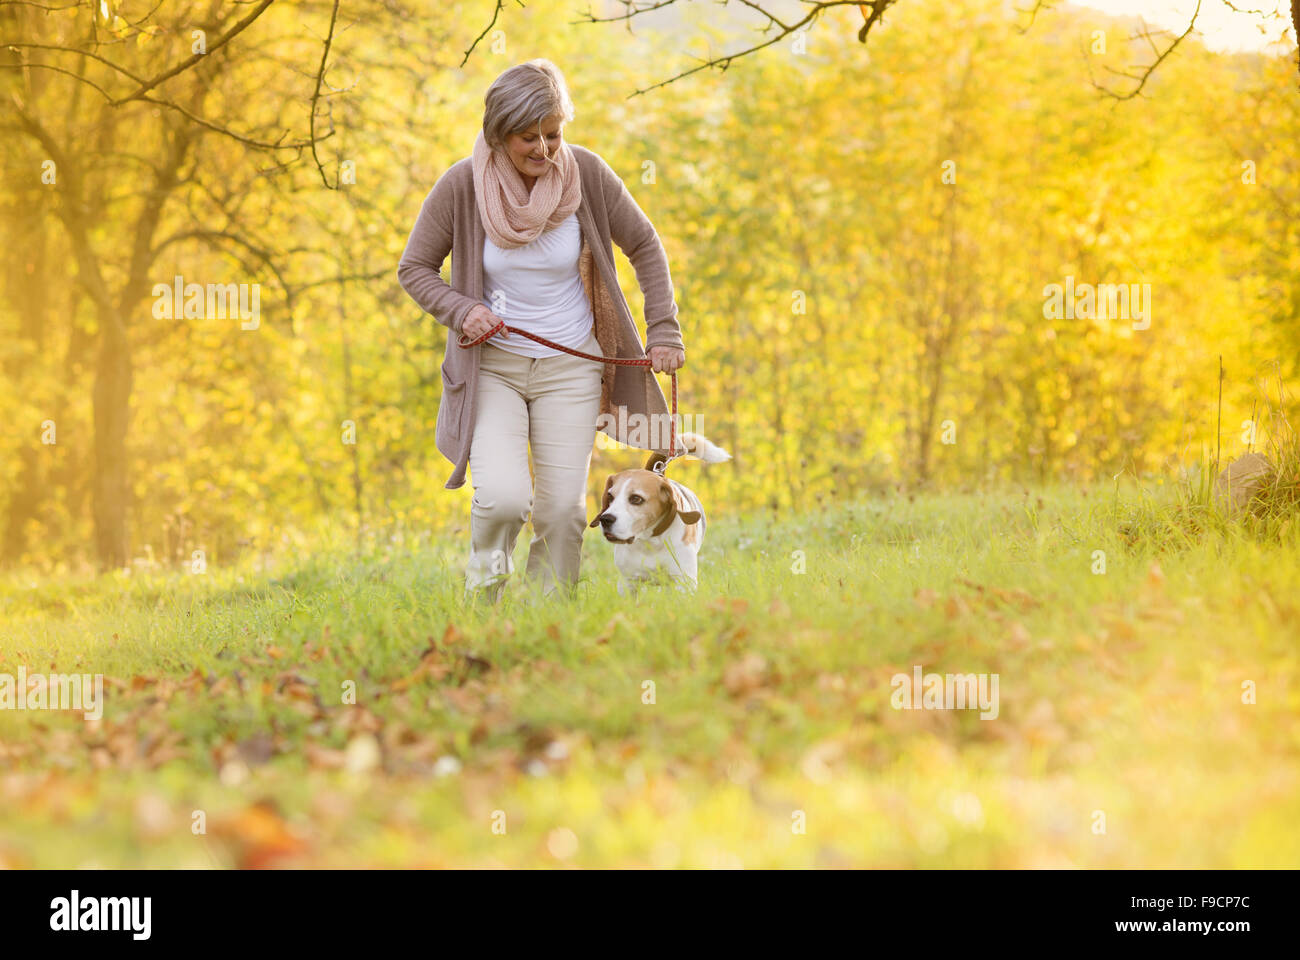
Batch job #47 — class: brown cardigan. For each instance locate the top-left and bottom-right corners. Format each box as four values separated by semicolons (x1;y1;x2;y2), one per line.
396;144;685;489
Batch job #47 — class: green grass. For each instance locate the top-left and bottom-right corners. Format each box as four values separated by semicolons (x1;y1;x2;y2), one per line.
1;482;1298;868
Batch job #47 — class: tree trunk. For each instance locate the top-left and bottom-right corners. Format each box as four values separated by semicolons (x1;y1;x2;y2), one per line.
2;204;49;563
92;308;132;570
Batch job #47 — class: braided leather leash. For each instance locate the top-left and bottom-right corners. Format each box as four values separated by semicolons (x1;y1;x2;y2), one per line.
457;321;682;473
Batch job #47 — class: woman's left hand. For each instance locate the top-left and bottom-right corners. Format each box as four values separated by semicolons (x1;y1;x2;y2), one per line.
648;346;685;374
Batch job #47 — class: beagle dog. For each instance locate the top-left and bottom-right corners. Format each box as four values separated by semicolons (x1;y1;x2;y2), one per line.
588;433;732;592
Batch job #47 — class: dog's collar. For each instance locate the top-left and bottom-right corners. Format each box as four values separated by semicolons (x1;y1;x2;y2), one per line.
650;504;677;538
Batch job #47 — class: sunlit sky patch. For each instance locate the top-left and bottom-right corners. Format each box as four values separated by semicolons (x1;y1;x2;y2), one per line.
1067;0;1294;53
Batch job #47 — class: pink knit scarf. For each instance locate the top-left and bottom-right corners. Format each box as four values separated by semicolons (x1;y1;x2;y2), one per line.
472;129;581;250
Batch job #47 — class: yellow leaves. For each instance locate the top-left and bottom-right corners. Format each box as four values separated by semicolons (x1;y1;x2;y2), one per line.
1007;621;1032;649
343;734;382;774
1021;699;1067;750
944;593;972;619
390;644;451;692
916;585;1035;622
211;800;309;869
387;668;424;694
800;737;844;784
303;743;346;770
704;598;753;651
595;612;629;645
1132;560;1186;626
1074;632;1124;677
817;672;847;695
437;685;483;716
1146;560;1165;590
132;792;175;840
707;597;749;617
722;653;769;697
955;579;1042;613
146;731;187;767
136;24;165;49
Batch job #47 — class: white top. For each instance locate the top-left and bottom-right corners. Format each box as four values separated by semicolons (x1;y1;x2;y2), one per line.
479;212;596;359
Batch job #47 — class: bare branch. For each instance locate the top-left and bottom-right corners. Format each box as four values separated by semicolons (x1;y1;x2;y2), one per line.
3;7;333;152
731;0;791;34
148;227;296;328
566;1;892;96
110;0;276;105
1220;1;1275;16
3;57;334;148
574;0;678;26
0;1;81;10
309;0;342;189
462;0;525;67
1014;1;1055;36
0;42;149;84
0;60;116;98
138;91;334;150
1093;0;1203;101
857;0;896;42
292;269;393;294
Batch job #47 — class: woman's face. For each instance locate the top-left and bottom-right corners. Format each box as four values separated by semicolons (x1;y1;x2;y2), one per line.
504;115;564;183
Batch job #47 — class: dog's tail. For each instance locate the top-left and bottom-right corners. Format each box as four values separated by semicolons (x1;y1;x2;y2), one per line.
644;432;732;471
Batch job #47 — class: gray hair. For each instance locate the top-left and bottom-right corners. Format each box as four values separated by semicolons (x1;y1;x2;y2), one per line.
481;59;576;166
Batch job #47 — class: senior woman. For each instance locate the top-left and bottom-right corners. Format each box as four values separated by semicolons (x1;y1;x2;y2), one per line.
397;59;686;601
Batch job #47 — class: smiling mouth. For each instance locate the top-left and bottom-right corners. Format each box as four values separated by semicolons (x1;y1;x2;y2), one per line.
602;532;634;544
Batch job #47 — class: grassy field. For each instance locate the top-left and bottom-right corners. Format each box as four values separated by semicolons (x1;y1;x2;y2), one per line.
1;482;1298;868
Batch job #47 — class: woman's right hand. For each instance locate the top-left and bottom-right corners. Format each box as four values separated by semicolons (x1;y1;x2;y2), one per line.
462;304;504;342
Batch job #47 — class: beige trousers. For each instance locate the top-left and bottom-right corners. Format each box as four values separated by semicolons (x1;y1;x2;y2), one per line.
464;330;603;599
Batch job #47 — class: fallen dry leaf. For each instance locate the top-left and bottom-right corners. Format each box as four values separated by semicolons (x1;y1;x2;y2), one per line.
1008;622;1032;647
723;653;769;696
211;800;308;869
1146;560;1165;588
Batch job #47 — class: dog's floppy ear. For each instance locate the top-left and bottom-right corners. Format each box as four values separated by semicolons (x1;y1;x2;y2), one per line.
588;475;614;528
651;478;700;536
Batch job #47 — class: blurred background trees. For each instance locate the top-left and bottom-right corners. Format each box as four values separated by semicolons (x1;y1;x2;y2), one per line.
1;0;1296;571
